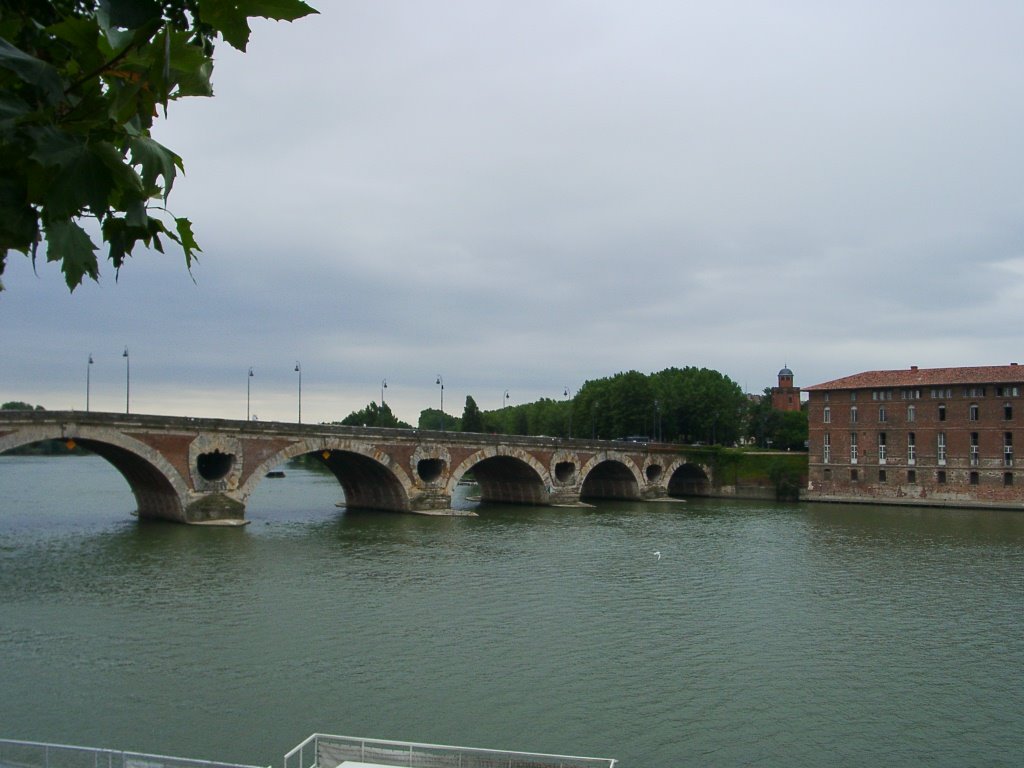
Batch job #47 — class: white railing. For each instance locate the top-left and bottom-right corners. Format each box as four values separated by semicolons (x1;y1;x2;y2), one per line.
284;734;617;768
0;740;266;768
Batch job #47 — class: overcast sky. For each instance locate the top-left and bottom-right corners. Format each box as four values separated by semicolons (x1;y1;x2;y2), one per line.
3;0;1023;425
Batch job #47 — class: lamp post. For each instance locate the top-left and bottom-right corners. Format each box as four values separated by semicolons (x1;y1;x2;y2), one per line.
86;354;94;412
592;400;599;440
564;386;572;438
436;375;444;432
653;399;660;442
247;367;254;421
381;379;388;409
122;347;130;414
503;389;510;409
294;362;302;424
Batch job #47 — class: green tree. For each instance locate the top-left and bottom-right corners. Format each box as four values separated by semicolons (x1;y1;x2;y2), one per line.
771;409;809;451
460;395;484;433
2;400;44;410
0;0;317;291
337;401;411;429
651;366;747;445
418;407;458;432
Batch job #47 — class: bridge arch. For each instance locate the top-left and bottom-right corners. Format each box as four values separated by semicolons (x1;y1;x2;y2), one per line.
579;451;644;501
239;438;415;513
447;446;552;506
0;423;190;522
665;459;713;496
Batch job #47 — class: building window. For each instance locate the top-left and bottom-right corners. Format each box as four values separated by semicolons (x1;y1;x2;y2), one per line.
1004;432;1013;466
996;386;1020;397
824;468;832;480
1005;403;1013;421
878;406;887;423
901;389;921;400
970;471;980;485
1004;472;1013;486
824;392;830;402
964;386;986;398
851;392;857;402
938;404;946;421
878;432;887;463
850;406;858;424
931;388;952;399
823;432;831;463
907;405;916;422
938;432;947;465
908;432;916;464
878;469;887;482
823;406;831;424
851;468;859;481
970;432;980;466
937;470;947;484
907;469;917;483
850;433;858;464
969;403;979;421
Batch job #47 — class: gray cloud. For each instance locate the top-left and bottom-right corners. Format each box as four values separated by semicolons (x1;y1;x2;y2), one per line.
3;0;1024;424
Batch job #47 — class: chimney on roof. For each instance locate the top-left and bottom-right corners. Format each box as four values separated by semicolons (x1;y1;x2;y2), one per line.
910;365;918;372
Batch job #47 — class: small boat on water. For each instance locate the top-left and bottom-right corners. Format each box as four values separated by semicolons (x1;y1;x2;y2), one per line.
265;470;286;478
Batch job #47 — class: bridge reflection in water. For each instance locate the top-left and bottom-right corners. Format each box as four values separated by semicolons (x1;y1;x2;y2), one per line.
0;411;712;525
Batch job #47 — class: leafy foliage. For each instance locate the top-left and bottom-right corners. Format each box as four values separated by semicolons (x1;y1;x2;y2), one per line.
1;400;45;410
336;401;411;429
745;388;808;449
460;395;484;432
0;0;316;291
418;407;459;432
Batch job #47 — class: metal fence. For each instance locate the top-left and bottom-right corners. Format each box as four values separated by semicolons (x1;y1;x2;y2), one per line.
284;734;616;768
0;739;267;768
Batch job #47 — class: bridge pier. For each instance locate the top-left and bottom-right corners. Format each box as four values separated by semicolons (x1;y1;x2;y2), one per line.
182;493;247;525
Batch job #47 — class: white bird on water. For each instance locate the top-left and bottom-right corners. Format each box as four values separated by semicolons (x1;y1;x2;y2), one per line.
652;550;661;560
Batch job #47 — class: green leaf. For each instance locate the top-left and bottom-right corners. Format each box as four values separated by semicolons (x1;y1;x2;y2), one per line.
0;38;65;106
239;0;319;22
200;0;318;51
0;94;31;126
44;218;99;290
165;31;213;98
101;0;162;30
128;135;181;196
174;216;200;268
0;178;38;254
38;142;117;219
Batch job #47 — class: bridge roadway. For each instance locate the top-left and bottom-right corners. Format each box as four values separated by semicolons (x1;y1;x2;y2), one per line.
0;411;712;525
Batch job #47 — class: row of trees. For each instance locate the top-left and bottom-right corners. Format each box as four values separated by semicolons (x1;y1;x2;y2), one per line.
336;367;808;449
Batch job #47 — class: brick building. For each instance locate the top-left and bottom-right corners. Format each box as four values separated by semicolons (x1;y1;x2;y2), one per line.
804;364;1023;509
771;366;802;412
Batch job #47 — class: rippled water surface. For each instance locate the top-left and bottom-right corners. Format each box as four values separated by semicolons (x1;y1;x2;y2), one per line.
1;456;1022;767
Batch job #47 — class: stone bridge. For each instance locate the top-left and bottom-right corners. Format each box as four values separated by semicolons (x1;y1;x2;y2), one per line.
0;411;713;525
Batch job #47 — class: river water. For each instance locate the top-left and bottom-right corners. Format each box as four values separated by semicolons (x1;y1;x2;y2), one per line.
1;455;1022;768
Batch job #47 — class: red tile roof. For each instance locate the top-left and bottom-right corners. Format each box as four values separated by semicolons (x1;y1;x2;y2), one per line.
805;365;1024;391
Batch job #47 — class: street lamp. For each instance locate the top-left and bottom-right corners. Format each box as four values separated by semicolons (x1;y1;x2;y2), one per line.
86;354;94;412
122;347;130;414
247;367;254;421
592;400;599;440
294;362;302;424
653;399;660;443
381;379;388;408
564;386;572;438
436;375;444;432
503;389;510;409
